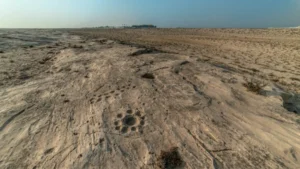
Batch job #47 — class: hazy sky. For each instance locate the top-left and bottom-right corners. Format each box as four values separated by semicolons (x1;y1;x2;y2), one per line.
0;0;300;28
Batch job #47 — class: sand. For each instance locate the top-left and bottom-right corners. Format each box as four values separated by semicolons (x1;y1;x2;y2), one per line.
0;28;300;169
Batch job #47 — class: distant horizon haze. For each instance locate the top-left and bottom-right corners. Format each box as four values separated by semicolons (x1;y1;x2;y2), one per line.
0;0;300;28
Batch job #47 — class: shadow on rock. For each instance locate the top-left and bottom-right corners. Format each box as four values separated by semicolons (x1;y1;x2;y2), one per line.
281;93;300;114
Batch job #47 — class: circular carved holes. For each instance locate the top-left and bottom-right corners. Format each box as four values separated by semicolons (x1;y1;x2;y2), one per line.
114;121;119;126
126;110;133;114
131;127;136;131
117;114;123;118
115;126;121;130
135;111;141;117
121;127;128;133
122;115;137;126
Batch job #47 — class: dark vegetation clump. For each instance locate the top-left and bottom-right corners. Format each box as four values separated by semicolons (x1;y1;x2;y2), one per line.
179;61;189;65
38;57;51;64
141;73;155;79
0;51;4;53
158;147;184;169
63;99;70;103
174;68;180;74
243;79;266;94
44;148;54;155
129;48;155;56
72;45;83;49
96;39;107;44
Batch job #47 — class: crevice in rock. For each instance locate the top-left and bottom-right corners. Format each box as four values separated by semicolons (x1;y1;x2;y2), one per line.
141;73;155;79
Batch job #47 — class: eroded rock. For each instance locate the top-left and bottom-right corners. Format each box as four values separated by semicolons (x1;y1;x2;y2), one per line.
281;93;300;114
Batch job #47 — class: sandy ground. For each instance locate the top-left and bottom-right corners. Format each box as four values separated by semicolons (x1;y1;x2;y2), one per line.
75;28;300;93
0;29;300;169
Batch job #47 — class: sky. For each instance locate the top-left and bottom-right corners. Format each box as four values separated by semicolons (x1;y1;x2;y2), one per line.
0;0;300;28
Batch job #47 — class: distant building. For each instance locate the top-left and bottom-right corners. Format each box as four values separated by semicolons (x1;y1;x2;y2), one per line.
131;25;157;29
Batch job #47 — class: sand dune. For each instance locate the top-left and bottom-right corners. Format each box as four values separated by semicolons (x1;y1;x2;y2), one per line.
0;29;300;169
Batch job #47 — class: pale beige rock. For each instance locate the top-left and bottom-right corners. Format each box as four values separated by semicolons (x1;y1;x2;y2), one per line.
0;29;300;169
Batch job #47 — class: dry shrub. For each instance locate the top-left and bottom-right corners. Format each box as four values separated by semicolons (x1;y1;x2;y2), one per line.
243;78;267;94
157;147;184;169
